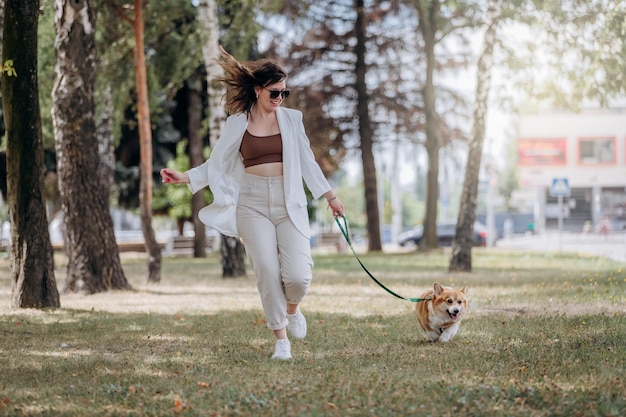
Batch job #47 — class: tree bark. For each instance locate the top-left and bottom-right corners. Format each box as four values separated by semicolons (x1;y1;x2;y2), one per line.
187;77;206;258
449;0;502;272
2;0;60;308
415;0;441;250
133;0;162;282
198;0;246;276
52;0;130;293
198;0;224;149
355;0;381;252
220;235;246;278
97;85;115;196
0;2;4;49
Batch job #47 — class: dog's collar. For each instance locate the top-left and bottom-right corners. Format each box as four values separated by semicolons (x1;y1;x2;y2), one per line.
437;322;454;334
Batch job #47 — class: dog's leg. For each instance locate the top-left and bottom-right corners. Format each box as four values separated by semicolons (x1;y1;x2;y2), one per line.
425;330;440;342
439;322;460;342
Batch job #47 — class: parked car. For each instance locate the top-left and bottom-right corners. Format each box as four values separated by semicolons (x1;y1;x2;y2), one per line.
398;221;490;247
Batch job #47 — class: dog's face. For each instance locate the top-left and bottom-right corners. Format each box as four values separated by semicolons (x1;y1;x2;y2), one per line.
431;282;467;322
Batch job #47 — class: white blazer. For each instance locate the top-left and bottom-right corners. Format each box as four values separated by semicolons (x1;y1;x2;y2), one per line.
186;107;331;238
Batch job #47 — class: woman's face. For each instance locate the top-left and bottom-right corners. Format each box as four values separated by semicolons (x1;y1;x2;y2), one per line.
255;80;289;112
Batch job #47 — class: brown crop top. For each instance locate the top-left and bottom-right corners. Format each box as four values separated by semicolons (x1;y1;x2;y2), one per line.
240;130;283;168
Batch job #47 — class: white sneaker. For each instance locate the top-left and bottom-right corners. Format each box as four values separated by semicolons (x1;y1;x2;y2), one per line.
287;309;307;339
271;339;292;360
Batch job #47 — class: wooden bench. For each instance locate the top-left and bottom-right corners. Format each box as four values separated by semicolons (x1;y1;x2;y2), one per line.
317;232;347;253
117;241;166;253
51;241;167;253
165;235;218;255
48;237;214;254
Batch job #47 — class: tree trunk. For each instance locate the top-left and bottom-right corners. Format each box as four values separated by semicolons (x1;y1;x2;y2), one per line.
187;77;206;258
449;0;502;272
355;0;381;252
0;2;4;49
133;0;161;282
2;0;60;308
198;0;246;276
198;0;224;149
221;235;246;278
52;0;129;294
415;0;441;250
97;85;115;196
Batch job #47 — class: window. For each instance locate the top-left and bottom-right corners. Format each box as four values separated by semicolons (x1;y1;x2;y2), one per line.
578;137;615;165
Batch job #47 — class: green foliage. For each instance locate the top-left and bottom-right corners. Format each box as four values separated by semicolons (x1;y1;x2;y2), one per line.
326;174;366;230
331;171;423;231
96;1;204;144
145;2;201;91
152;141;213;219
36;0;205;152
159;141;193;219
501;0;626;109
0;60;17;77
217;0;261;60
401;190;424;228
37;1;56;149
497;136;520;211
150;0;263;219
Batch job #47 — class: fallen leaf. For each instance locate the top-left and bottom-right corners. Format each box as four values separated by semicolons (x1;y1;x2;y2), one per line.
174;398;184;413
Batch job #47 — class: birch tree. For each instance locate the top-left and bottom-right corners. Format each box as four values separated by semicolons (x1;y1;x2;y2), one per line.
52;0;130;293
198;0;224;149
414;0;442;250
192;0;221;259
449;0;502;272
198;0;246;276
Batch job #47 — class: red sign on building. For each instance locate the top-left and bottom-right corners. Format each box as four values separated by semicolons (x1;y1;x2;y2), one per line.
518;138;567;166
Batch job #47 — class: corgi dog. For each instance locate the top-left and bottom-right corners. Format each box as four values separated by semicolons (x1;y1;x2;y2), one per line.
415;282;468;342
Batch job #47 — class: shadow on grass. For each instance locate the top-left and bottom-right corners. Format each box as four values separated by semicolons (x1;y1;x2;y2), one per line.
1;251;625;416
1;309;624;416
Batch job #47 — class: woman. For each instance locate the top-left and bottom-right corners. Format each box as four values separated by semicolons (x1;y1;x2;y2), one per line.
160;48;345;360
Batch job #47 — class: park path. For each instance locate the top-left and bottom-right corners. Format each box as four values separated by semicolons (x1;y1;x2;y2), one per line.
494;231;626;263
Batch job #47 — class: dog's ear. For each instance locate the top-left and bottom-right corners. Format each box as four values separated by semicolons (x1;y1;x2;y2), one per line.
461;286;468;295
433;282;443;295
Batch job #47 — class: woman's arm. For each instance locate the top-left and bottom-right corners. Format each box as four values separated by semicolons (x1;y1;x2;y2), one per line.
323;191;345;217
160;168;189;184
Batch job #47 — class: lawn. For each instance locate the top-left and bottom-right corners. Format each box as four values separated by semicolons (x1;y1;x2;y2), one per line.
0;249;624;416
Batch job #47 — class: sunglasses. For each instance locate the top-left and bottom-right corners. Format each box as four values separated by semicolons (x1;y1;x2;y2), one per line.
265;88;291;99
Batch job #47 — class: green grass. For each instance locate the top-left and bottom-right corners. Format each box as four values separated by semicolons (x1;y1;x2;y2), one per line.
0;249;625;416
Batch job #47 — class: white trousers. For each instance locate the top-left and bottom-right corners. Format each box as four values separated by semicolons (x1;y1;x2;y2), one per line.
236;173;313;330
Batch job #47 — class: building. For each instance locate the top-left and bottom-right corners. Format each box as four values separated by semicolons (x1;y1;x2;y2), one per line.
515;108;626;233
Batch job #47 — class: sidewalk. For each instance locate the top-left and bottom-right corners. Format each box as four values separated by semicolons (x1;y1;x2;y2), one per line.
316;231;626;264
495;231;626;263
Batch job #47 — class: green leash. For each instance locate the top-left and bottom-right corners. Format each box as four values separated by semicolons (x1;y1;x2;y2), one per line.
334;216;429;303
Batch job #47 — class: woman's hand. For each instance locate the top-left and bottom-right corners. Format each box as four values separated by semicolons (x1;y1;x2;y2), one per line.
327;195;345;218
160;168;190;185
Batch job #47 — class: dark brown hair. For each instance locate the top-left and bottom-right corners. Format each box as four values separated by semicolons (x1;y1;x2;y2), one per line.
214;46;287;115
